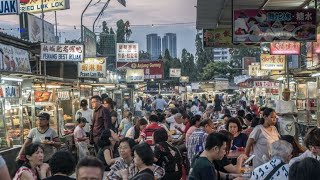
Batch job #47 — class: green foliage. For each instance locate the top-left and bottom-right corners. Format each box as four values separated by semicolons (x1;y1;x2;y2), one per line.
139;51;151;60
201;61;232;80
229;47;261;68
110;27;115;35
116;19;126;43
65;39;81;44
181;48;197;81
195;33;213;74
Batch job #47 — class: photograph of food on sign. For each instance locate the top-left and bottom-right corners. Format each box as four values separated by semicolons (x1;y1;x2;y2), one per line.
233;9;316;42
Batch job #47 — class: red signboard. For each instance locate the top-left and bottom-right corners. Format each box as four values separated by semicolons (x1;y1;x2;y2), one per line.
270;42;301;55
117;61;164;80
254;81;279;89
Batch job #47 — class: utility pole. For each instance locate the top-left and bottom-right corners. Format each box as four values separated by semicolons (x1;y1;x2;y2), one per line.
81;0;94;42
93;0;110;34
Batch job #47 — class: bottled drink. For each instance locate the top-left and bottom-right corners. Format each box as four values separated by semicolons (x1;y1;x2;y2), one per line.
243;164;251;178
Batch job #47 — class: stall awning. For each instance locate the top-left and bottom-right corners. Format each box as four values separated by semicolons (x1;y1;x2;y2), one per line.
196;0;313;29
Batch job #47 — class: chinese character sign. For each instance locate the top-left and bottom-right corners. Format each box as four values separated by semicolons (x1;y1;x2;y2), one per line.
254;81;279;89
270;42;300;55
117;61;164;80
233;9;316;42
169;68;181;78
116;43;139;62
248;63;270;76
78;57;106;78
40;43;84;62
260;54;286;70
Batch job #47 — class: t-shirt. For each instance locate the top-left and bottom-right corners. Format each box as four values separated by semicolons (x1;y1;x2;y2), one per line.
189;156;217;180
75;108;93;132
154;98;167;111
213;156;231;173
0;155;5;168
249;125;280;168
231;133;248;150
27;128;58;162
251;158;289;180
275;100;298;136
289;150;320;167
43;175;75;180
119;118;133;136
134;101;143;111
73;125;87;142
141;123;162;145
169;122;185;135
186;126;197;142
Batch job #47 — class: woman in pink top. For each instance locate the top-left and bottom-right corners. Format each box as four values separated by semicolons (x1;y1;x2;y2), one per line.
186;115;202;142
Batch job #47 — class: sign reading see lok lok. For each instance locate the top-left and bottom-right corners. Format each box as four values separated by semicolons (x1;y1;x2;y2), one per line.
40;43;84;62
78;58;106;78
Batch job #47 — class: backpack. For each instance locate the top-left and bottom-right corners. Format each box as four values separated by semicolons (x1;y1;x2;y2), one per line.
155;142;183;179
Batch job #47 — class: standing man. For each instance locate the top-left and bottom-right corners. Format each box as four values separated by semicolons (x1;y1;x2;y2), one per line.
275;88;298;137
153;95;167;112
188;133;228;180
91;95;112;151
75;99;93;134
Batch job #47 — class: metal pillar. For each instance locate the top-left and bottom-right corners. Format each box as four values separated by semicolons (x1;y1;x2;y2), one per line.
93;0;111;34
80;0;94;42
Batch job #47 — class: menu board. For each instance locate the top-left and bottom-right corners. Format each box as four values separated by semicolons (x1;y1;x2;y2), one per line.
116;43;139;62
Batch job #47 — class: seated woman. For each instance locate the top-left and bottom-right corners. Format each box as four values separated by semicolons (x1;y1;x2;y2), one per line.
281;135;306;158
153;128;182;180
214;130;247;175
126;118;148;143
226;118;248;150
97;129;118;171
14;143;50;180
107;138;165;180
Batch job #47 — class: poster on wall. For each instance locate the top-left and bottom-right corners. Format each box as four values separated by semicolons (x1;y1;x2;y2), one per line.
126;69;144;82
83;26;96;57
260;54;286;70
270;42;300;55
19;12;55;43
20;0;70;13
0;43;31;73
0;0;19;15
78;57;106;78
116;43;139;62
0;85;20;98
233;9;316;42
34;91;51;102
169;68;181;77
41;43;84;62
117;61;164;80
248;63;269;76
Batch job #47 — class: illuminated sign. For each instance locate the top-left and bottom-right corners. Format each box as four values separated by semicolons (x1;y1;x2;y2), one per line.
40;43;84;62
20;0;70;13
78;58;107;78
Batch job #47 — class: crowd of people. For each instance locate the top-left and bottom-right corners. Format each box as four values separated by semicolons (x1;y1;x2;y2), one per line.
0;89;319;180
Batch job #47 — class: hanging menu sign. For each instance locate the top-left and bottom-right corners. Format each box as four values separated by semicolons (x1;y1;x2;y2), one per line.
254;81;279;89
40;43;84;62
116;43;139;62
270;42;301;55
260;54;286;70
78;57;107;78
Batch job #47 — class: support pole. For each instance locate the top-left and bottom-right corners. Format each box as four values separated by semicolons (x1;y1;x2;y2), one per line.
286;55;290;89
93;0;111;34
81;0;94;42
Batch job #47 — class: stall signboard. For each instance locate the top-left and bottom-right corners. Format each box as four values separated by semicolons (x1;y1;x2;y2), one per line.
270;42;300;55
233;9;316;42
260;54;286;70
78;57;106;78
58;91;70;100
248;63;269;76
234;75;251;84
126;69;144;82
20;12;55;43
191;83;199;90
242;57;256;70
254;81;279;89
215;81;229;91
0;85;20;98
41;43;84;62
0;0;19;15
0;43;31;73
83;26;96;57
116;43;139;62
180;76;189;83
117;61;164;80
20;0;70;13
169;68;181;77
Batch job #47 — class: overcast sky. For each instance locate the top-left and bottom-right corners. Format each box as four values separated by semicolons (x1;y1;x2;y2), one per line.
0;0;197;57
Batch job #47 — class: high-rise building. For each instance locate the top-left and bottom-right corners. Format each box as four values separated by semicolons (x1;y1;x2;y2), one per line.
162;33;177;58
146;34;161;60
213;48;231;62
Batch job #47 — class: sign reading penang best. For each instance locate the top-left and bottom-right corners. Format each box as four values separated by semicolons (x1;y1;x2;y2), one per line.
78;57;106;78
260;54;285;70
0;0;19;15
20;0;70;13
40;43;84;62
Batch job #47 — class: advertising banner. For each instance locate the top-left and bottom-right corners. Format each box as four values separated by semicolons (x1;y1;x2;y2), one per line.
78;57;106;78
254;81;279;89
83;26;96;57
116;43;139;62
126;69;144;82
117;61;164;80
0;43;31;73
0;85;20;98
242;57;256;70
41;43;84;62
169;68;181;78
249;63;269;76
20;12;55;43
0;0;19;15
180;76;189;83
270;42;300;55
233;9;316;42
20;0;70;13
260;54;286;70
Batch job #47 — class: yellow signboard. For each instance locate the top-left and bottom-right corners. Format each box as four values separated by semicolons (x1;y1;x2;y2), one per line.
20;0;70;13
260;54;286;70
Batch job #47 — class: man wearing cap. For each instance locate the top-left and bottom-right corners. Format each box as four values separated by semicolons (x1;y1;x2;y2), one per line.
275;88;298;137
17;112;61;162
74;117;89;160
75;99;93;133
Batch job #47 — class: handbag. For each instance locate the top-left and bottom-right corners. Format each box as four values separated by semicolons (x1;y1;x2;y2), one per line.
264;161;285;180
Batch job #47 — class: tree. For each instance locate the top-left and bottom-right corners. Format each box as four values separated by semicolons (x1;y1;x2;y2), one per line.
195;33;213;74
201;61;230;80
65;39;81;44
229;47;261;68
110;27;115;34
102;21;109;33
139;51;151;60
181;48;197;81
116;19;126;43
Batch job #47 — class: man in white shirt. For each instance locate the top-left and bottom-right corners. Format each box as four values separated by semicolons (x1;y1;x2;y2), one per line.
75;99;93;133
153;95;167;112
275;88;298;137
167;113;185;134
